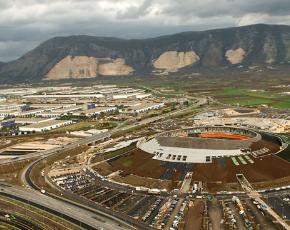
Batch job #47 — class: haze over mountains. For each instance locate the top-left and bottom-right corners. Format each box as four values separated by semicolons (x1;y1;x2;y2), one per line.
1;24;290;83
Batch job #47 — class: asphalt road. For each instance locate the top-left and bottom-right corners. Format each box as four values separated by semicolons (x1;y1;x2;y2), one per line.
0;184;130;230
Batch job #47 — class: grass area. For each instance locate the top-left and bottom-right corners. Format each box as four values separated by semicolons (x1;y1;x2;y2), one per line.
49;121;118;133
50;121;98;133
121;158;133;167
277;134;290;162
216;86;290;108
222;87;244;95
277;146;290;162
113;125;146;138
280;134;290;144
274;98;290;109
94;121;118;130
223;97;274;106
104;143;136;160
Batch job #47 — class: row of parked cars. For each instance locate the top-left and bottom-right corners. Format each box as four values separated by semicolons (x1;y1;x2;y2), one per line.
170;199;188;230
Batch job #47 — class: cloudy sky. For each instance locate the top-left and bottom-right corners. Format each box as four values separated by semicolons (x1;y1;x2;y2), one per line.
1;0;290;62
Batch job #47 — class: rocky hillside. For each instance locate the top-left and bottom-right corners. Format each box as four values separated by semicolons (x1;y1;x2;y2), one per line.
1;24;290;83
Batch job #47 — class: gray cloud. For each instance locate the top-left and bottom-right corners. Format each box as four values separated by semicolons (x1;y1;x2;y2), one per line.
0;0;289;61
162;0;290;18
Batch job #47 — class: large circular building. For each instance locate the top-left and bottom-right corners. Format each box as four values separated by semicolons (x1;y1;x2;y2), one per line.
138;126;282;163
93;125;289;192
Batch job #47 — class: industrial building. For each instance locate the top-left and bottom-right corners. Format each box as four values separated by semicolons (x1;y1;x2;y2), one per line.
19;120;72;133
72;107;117;117
128;102;165;114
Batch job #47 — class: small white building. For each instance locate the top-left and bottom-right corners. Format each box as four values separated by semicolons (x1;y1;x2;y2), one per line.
112;93;141;99
0;96;6;102
19;120;72;133
135;93;152;99
70;129;108;137
128;102;165;114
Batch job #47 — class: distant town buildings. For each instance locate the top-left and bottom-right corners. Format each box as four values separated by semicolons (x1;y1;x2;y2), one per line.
0;85;166;134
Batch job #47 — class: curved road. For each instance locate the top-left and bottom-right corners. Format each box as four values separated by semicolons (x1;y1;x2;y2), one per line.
0;183;128;230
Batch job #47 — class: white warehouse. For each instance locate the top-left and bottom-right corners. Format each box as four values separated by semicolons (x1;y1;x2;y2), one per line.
19;120;72;133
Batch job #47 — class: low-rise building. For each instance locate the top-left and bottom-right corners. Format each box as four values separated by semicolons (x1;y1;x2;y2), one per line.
24;94;104;99
14;117;55;124
73;107;117;117
70;129;108;137
0;96;6;102
135;93;152;99
127;102;165;114
19;120;72;133
0;103;26;111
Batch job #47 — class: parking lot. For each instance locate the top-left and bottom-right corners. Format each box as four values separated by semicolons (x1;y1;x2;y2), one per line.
50;171;169;228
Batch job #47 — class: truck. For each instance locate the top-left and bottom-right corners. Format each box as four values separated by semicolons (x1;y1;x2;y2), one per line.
148;188;160;194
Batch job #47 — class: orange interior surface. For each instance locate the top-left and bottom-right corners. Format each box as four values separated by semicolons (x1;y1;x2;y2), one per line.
198;132;250;140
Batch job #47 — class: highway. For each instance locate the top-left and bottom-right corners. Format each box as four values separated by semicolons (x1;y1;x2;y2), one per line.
0;183;129;230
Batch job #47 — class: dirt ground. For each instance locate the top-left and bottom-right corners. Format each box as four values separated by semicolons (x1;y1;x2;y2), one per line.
93;148;290;193
184;200;204;230
109;149;166;178
192;155;290;184
92;162;114;176
0;159;34;185
208;198;224;230
112;174;172;190
0;133;72;150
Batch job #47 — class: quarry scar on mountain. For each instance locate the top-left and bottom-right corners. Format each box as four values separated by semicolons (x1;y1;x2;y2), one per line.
153;51;200;72
45;56;134;80
225;48;246;64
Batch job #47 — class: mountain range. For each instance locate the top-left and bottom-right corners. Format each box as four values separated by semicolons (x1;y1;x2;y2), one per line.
1;24;290;83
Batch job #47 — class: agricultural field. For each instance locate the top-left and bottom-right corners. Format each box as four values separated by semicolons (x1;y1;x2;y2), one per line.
111;74;290;109
214;86;290;108
49;121;118;133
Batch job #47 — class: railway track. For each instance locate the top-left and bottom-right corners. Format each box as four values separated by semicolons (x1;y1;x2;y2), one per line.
0;192;97;230
0;211;43;230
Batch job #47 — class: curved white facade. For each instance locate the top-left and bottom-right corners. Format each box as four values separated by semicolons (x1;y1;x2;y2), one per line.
138;138;246;163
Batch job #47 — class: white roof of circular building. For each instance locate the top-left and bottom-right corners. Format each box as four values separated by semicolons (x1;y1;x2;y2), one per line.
138;138;247;163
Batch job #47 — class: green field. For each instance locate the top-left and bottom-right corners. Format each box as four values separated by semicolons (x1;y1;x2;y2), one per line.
277;147;290;162
104;143;136;160
50;121;98;133
216;87;290;108
121;158;133;167
49;121;118;133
